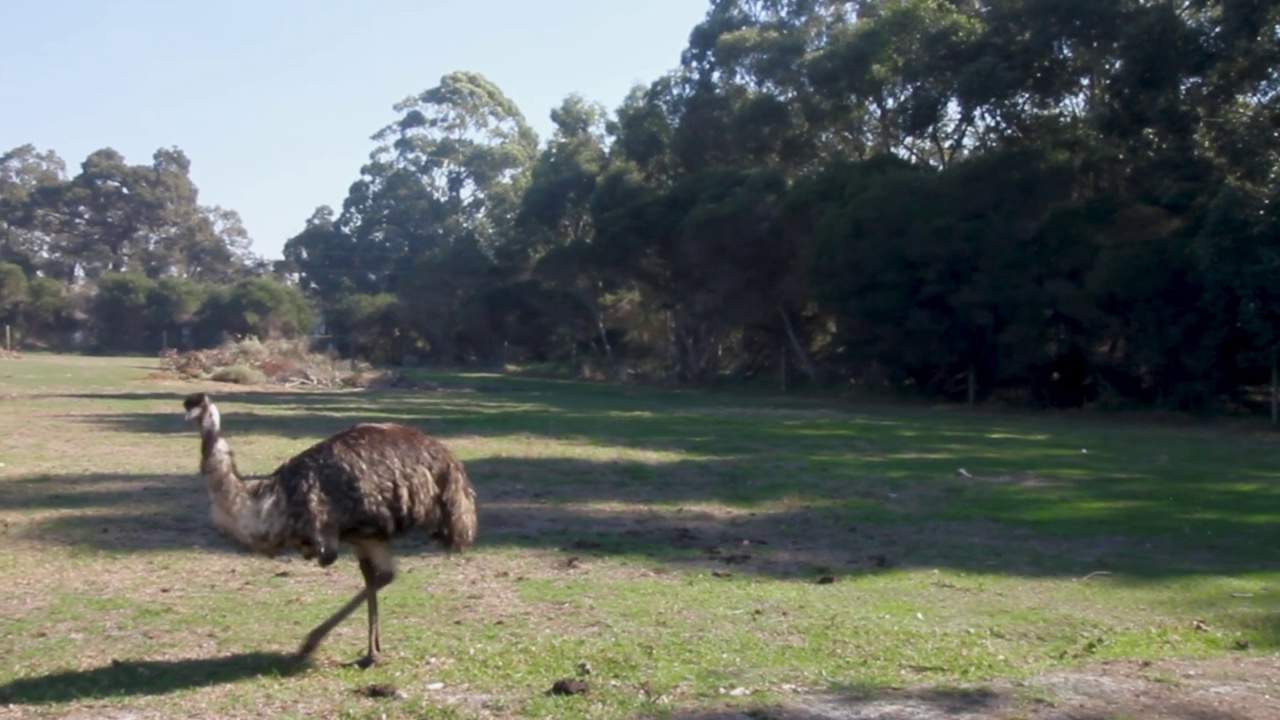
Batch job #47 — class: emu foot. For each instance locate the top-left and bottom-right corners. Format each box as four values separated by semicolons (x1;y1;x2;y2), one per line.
347;653;380;670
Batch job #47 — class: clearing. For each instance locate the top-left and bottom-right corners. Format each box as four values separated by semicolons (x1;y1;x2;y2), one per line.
1;354;1278;719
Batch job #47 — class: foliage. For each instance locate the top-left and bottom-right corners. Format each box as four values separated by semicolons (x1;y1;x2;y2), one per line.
88;272;158;352
200;277;316;343
0;261;28;324
0;142;284;352
326;292;404;363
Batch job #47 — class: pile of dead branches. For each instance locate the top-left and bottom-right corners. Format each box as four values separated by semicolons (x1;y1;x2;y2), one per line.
160;336;378;388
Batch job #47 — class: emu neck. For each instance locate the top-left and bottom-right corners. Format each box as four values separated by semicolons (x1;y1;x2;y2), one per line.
199;404;243;484
194;403;284;552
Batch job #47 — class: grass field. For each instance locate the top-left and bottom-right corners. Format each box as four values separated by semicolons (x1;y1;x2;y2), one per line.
1;354;1279;719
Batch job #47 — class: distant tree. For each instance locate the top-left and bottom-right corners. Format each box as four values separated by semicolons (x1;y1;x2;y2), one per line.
149;276;208;348
88;272;157;352
32;147;255;283
326;292;404;363
22;276;72;345
0;261;30;327
202;277;316;341
0;145;66;273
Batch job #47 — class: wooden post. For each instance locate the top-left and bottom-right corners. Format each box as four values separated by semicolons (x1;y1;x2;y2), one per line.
162;330;168;352
4;324;9;352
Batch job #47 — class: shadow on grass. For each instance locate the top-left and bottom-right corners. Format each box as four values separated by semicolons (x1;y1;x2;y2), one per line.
665;686;1006;720
0;651;298;705
8;462;1280;651
0;472;243;554
8;459;1275;586
7;446;1280;579
62;380;894;447
18;378;1280;582
662;682;1262;720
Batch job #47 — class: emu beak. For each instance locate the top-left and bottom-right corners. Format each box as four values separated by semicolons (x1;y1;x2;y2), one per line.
184;407;200;421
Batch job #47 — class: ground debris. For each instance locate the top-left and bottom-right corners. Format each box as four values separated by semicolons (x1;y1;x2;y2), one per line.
157;336;427;389
356;683;405;699
549;678;590;696
867;554;890;568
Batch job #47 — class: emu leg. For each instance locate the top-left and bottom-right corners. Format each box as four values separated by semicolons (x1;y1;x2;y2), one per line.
355;557;382;669
293;539;394;666
353;539;394;667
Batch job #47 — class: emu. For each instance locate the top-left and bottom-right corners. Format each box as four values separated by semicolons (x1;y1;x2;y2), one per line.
182;392;477;667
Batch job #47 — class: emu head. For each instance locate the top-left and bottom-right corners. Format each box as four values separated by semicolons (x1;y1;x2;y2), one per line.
182;392;220;431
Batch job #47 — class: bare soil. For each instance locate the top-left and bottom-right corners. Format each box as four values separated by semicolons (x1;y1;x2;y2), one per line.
689;655;1280;720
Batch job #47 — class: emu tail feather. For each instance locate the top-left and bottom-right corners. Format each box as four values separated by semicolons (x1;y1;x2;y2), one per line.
435;460;478;552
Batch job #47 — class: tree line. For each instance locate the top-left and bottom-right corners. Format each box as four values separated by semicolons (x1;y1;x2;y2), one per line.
5;0;1280;411
0;145;313;352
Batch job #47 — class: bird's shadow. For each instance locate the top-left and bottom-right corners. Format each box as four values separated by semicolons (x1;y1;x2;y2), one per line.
0;651;300;705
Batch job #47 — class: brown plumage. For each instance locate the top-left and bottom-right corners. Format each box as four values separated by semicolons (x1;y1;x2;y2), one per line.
182;392;476;667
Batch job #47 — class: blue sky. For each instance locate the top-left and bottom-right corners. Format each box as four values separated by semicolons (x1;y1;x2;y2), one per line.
0;0;709;260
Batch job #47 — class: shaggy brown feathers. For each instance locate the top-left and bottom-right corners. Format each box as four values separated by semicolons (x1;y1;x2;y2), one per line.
182;391;477;666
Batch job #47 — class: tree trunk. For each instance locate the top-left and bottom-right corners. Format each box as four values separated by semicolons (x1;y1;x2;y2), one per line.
967;362;977;405
595;312;612;362
780;346;787;393
668;311;685;380
778;306;820;383
1271;348;1277;426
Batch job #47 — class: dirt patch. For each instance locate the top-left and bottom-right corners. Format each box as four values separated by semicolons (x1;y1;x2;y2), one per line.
689;655;1280;719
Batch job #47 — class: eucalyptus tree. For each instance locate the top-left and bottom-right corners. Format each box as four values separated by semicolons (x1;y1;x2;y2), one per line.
287;71;539;362
0;145;66;273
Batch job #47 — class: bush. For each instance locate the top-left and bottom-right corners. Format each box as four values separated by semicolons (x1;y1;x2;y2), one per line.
210;364;266;385
203;277;316;340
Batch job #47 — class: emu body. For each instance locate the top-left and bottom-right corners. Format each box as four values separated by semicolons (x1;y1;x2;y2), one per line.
183;392;477;667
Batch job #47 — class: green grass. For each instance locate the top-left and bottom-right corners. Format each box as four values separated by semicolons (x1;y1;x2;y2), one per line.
1;353;1278;718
